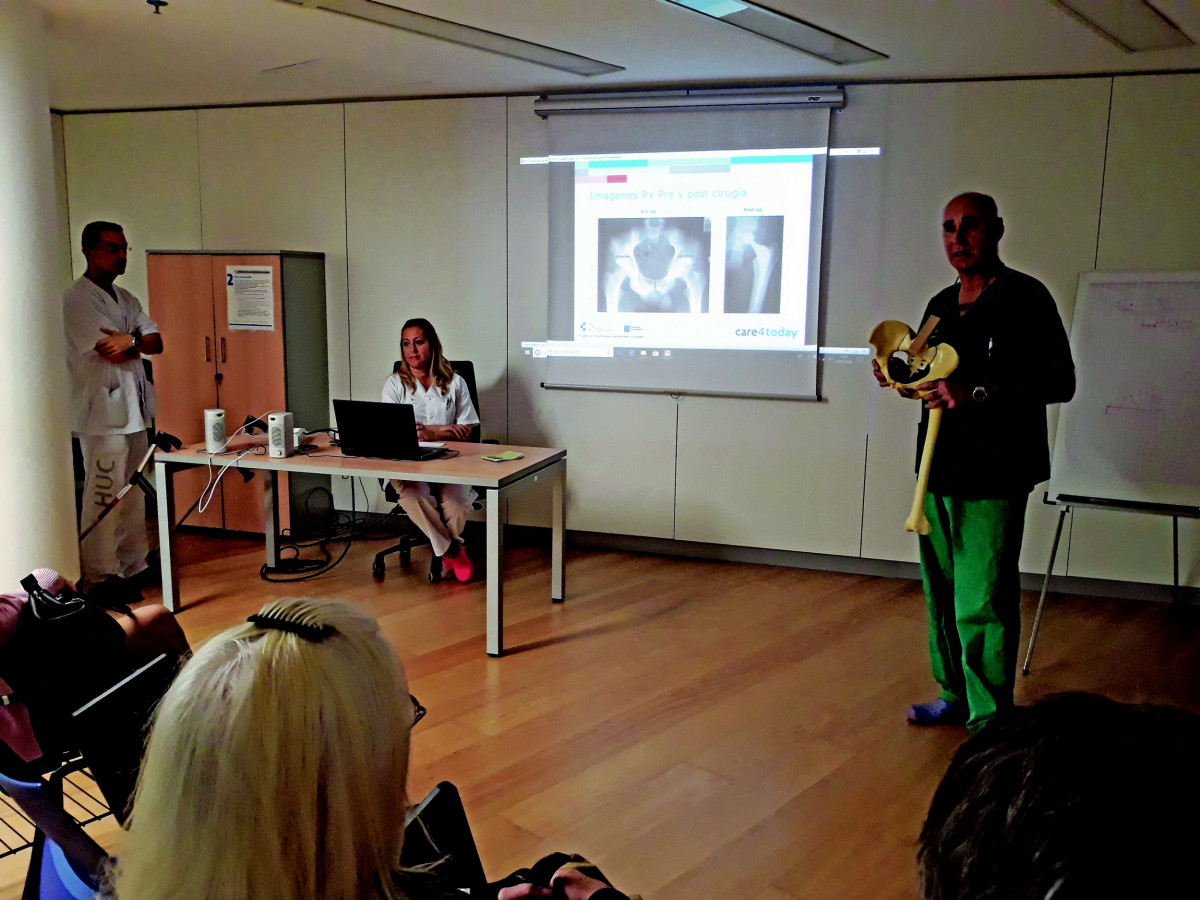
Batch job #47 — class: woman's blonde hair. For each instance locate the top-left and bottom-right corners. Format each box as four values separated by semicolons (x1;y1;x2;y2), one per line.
113;598;412;900
394;317;455;393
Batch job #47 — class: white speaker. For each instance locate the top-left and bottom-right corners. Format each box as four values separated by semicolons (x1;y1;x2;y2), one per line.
204;409;226;454
268;411;295;458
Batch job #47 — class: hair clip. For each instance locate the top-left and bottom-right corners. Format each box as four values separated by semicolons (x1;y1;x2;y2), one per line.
248;604;336;643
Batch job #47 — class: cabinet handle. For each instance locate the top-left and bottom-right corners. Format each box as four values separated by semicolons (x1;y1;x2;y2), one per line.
220;337;226;363
204;337;211;362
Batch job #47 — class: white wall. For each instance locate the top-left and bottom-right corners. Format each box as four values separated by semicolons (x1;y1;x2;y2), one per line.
344;97;509;514
0;1;78;586
851;79;1112;575
63;110;203;305
56;73;1200;590
1071;74;1200;587
196;103;350;397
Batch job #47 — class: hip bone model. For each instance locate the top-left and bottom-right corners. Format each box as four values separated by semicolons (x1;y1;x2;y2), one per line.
869;318;959;535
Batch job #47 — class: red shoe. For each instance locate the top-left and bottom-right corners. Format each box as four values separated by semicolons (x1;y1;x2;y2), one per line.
443;541;473;583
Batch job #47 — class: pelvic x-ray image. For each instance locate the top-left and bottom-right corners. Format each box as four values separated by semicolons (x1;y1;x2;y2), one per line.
724;216;784;314
598;217;711;313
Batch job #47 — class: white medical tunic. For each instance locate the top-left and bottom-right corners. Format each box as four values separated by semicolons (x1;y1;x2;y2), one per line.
381;372;478;428
63;276;158;436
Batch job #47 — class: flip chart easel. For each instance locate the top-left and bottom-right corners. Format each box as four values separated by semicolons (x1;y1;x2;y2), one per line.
1022;494;1200;674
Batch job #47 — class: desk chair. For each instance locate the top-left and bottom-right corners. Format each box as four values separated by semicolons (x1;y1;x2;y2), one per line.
372;360;496;583
0;646;184;825
0;650;184;898
70;651;185;824
0;767;108;900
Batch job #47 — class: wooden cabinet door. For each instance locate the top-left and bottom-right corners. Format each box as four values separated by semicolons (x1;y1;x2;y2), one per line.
211;256;289;533
146;254;223;529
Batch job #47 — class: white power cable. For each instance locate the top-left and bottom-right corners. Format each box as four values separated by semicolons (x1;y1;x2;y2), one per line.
197;410;275;514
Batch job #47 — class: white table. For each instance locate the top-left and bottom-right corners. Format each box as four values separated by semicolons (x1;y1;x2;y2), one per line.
155;438;566;655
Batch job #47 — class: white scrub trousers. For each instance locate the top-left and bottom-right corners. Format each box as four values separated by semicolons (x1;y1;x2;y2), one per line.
77;431;150;583
389;479;472;558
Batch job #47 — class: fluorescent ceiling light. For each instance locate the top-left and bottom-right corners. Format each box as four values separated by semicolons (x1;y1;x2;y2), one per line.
660;0;886;65
1053;0;1195;51
275;0;624;76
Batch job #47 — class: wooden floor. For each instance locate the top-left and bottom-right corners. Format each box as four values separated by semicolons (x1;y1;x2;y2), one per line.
4;530;1200;899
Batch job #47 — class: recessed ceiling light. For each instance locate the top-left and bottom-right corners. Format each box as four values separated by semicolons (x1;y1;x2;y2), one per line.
1053;0;1195;52
275;0;624;76
660;0;887;65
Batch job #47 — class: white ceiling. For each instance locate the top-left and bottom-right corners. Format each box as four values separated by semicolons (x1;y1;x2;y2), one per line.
39;0;1200;112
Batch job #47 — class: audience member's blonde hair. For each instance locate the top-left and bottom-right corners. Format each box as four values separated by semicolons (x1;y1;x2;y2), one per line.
113;598;413;900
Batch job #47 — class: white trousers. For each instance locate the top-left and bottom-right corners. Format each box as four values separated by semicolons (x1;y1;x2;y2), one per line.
389;480;473;558
78;431;150;583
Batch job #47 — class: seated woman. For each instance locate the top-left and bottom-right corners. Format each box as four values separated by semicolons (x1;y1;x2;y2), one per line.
382;317;478;582
114;597;415;900
114;596;633;900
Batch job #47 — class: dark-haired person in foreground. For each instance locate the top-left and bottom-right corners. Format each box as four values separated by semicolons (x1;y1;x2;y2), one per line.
919;693;1200;899
874;192;1075;730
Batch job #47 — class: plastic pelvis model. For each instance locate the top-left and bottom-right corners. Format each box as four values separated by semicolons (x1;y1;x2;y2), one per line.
869;318;959;535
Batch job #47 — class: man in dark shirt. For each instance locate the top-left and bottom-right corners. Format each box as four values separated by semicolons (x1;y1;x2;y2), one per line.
878;192;1075;731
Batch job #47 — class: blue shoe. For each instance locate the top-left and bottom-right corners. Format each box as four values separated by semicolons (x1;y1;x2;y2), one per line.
907;698;968;726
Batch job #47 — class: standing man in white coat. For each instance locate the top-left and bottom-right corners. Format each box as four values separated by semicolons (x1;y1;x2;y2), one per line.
63;222;163;600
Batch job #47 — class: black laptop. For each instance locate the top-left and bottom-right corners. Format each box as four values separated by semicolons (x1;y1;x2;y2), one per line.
333;398;449;461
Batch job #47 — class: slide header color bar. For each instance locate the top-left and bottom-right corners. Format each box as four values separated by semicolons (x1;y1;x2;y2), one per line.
520;341;870;357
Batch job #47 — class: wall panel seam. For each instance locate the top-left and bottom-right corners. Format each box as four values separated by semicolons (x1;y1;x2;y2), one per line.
1093;78;1114;269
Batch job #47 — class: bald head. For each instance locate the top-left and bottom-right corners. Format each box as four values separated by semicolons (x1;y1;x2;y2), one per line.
942;193;1003;276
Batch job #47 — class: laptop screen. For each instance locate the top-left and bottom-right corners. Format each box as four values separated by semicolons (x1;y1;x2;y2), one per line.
332;399;421;460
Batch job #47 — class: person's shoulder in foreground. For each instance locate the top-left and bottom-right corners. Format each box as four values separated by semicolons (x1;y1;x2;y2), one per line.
919;692;1200;899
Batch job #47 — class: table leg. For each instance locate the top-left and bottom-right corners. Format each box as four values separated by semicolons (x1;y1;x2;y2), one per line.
155;461;180;613
486;487;504;657
263;470;280;568
1173;515;1180;603
551;460;565;603
1023;505;1068;675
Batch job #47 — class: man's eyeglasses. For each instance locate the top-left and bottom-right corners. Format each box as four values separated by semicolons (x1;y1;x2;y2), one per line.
410;694;426;727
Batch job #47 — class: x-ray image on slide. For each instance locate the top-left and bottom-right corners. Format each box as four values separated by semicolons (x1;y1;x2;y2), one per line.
723;216;783;314
597;217;711;314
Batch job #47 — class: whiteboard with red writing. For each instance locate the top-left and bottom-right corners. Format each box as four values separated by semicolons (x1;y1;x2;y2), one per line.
1049;270;1200;507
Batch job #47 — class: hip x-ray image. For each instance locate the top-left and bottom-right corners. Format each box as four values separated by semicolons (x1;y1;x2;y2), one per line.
724;216;783;314
598;217;711;313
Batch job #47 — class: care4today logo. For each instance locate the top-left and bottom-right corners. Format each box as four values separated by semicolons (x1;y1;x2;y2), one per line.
734;327;799;339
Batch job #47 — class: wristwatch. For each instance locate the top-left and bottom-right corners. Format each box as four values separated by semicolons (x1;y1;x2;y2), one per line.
972;385;988;402
130;331;141;351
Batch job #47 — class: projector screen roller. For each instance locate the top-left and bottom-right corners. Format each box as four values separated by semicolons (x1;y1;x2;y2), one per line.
528;106;831;399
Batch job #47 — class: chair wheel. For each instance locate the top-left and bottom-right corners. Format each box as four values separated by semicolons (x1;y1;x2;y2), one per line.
400;546;411;567
372;559;385;579
428;559;443;583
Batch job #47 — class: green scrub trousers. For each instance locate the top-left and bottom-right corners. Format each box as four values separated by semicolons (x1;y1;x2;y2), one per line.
918;493;1028;730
